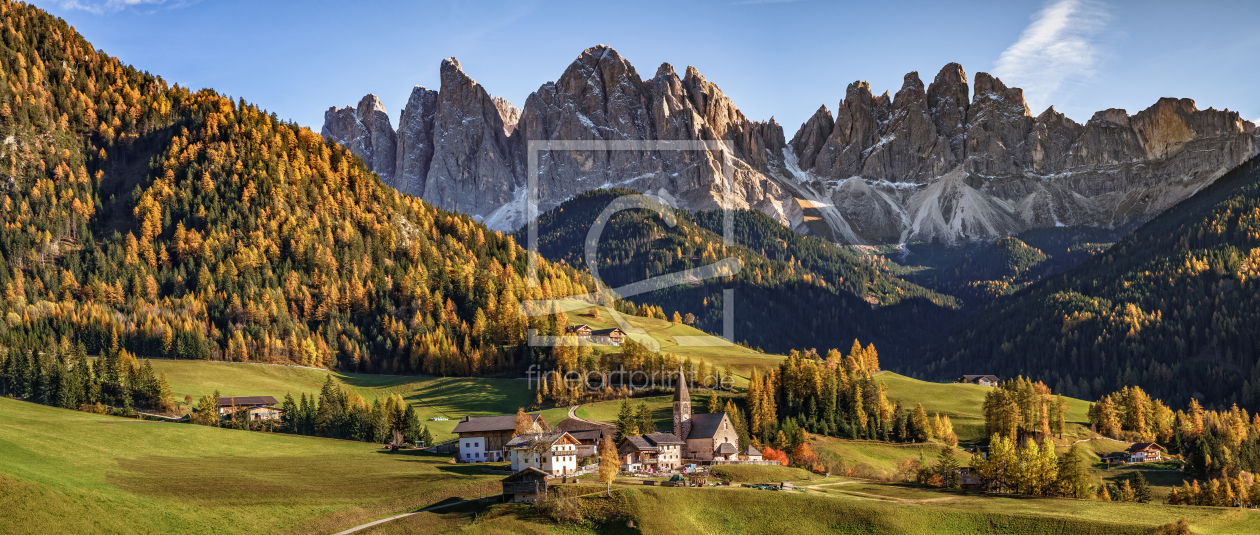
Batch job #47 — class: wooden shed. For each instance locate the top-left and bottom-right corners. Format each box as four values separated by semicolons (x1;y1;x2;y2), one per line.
502;467;551;503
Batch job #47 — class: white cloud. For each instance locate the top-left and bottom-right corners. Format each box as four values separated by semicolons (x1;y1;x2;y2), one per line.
56;0;178;15
993;0;1108;114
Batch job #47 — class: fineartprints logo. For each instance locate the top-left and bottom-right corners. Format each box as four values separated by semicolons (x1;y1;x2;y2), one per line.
520;140;742;353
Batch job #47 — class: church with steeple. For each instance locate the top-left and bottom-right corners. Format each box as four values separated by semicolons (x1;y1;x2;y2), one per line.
673;367;740;461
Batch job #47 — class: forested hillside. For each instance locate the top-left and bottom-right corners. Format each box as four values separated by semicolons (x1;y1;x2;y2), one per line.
922;155;1260;410
0;1;585;375
521;188;959;359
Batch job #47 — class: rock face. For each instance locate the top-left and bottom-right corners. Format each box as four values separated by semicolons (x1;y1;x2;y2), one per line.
321;94;397;187
422;58;517;219
493;96;521;134
323;49;1259;243
784;64;1258;244
394;86;438;197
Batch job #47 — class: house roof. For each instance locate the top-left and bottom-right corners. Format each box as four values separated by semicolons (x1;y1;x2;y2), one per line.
506;432;577;450
715;442;739;454
645;432;685;445
960;375;999;382
741;445;761;456
620;436;656;451
1125;442;1164;453
674;367;690;403
502;466;550;482
216;396;277;407
565;324;591;332
566;429;606;442
452;413;542;434
590;328;623;336
686;412;728;439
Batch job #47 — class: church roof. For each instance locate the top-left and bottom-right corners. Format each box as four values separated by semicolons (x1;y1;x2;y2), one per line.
715;442;739;455
686;412;728;439
673;367;690;403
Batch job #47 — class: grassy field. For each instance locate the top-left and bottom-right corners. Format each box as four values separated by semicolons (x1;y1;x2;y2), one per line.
874;372;1094;445
142;359;569;441
811;435;968;476
363;483;1260;534
560;302;788;384
710;464;819;483
0;398;502;534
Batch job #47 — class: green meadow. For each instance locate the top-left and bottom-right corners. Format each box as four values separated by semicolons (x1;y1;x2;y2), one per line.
0;398;501;534
140;359;569;441
362;483;1260;534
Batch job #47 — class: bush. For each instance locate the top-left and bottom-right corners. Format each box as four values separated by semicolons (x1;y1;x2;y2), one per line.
537;497;583;523
1150;518;1196;535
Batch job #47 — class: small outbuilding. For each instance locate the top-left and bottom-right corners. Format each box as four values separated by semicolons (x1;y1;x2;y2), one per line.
713;442;739;461
956;375;1000;387
501;467;550;503
216;396;279;419
739;446;763;461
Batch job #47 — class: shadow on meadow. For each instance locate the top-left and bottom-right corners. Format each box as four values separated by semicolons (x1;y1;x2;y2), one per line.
107;455;474;505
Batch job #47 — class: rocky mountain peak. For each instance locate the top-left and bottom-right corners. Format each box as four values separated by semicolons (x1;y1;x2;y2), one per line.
1089;108;1131;127
927;62;969;159
423;55;514;219
972;72;1031;117
789;104;834;169
321;93;397;186
653;62;677;80
394;85;439;197
322;54;1259;245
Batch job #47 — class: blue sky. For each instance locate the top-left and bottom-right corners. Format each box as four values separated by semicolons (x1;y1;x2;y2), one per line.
39;0;1260;137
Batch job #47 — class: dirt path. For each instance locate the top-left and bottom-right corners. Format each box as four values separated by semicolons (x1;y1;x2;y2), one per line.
566;404;604;427
330;496;498;535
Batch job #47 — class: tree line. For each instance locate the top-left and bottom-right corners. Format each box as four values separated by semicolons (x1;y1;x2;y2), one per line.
189;376;435;447
0;338;173;414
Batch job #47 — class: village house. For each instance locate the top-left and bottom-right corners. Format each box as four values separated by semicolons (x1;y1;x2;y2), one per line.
564;324;593;339
956;375;1000;387
590;328;626;346
507;431;582;476
553;418;613;458
452;413;547;463
617;432;685;471
672;368;741;461
565;428;608;458
1124;442;1164;463
501;467;550;503
216;396;280;420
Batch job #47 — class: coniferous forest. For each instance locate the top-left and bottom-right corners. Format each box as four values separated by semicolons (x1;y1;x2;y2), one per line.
521;188;960;359
0;4;588;377
921;157;1260;411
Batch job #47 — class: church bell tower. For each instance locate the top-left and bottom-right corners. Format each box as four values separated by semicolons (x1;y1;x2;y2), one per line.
673;366;692;439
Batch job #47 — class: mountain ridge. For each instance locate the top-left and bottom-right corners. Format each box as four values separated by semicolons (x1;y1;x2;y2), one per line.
324;46;1258;246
